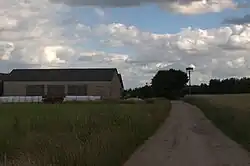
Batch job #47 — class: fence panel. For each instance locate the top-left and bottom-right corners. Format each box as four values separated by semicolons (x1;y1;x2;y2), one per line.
0;96;100;103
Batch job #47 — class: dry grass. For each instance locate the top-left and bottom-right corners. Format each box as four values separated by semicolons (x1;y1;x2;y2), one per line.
189;94;250;110
184;94;250;151
0;100;171;166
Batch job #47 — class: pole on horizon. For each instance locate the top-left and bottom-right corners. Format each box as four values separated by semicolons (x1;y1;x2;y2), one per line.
186;66;194;95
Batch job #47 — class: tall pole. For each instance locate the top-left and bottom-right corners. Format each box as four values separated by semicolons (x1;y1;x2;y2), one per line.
186;67;193;95
188;70;191;94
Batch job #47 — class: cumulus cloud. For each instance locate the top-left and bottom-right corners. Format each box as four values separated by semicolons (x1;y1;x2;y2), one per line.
96;23;250;55
0;42;15;60
223;14;250;25
78;51;128;63
2;0;250;88
44;46;75;64
50;0;179;7
92;23;250;87
161;0;238;14
49;0;243;14
0;0;77;69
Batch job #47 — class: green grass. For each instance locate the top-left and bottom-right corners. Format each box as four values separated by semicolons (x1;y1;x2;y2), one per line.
0;100;171;166
184;95;250;151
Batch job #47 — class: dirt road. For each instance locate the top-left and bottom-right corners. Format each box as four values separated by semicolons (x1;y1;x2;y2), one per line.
124;101;250;166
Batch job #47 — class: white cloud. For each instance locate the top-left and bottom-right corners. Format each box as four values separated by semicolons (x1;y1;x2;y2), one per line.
0;0;75;68
94;8;105;17
93;23;250;87
0;41;15;60
161;0;238;14
44;45;75;64
78;51;128;62
49;0;244;14
2;0;250;88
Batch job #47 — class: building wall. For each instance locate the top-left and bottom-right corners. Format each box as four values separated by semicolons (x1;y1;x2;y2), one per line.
3;81;116;98
110;73;123;99
0;81;3;96
26;85;45;96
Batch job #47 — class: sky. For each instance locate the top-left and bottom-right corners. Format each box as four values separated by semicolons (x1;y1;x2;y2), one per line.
1;0;250;89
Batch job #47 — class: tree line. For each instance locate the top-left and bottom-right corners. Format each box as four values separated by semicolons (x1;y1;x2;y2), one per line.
123;69;250;99
187;77;250;94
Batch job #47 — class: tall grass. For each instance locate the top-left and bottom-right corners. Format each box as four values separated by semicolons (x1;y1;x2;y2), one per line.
0;101;170;166
184;96;250;151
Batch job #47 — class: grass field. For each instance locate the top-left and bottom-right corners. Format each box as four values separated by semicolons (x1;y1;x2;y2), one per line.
0;100;170;166
184;94;250;151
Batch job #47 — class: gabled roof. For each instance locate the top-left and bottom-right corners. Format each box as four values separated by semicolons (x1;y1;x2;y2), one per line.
4;68;119;82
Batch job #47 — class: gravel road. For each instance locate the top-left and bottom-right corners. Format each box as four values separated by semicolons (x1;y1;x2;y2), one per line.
124;101;250;166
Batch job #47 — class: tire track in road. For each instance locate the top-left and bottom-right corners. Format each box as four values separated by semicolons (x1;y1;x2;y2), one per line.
124;101;250;166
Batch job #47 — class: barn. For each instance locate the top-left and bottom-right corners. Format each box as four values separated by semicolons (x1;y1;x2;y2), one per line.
1;68;124;99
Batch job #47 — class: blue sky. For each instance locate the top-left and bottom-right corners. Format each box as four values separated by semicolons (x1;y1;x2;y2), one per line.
1;0;250;88
60;0;249;31
85;1;248;29
105;6;234;33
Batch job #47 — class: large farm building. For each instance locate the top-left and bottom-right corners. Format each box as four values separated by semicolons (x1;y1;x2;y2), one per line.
0;68;124;99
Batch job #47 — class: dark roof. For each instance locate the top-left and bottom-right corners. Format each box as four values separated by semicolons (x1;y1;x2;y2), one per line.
4;68;119;82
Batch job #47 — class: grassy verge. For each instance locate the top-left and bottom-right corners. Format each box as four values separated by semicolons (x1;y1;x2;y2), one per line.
184;96;250;151
0;100;171;166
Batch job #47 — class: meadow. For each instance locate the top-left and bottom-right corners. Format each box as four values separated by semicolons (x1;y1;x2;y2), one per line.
184;94;250;151
0;100;170;166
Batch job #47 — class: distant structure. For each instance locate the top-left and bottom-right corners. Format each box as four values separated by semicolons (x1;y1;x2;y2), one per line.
0;68;124;99
186;66;194;95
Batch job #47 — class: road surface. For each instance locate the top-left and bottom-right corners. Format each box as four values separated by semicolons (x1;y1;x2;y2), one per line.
124;101;250;166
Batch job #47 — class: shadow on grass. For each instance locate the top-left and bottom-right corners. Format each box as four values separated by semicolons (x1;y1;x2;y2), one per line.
184;97;250;151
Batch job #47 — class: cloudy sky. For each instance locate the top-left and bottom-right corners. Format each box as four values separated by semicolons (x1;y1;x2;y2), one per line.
1;0;250;88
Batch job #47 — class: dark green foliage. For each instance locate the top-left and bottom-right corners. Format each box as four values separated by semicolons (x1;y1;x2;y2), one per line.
151;69;188;99
185;77;250;94
123;84;153;99
123;69;188;100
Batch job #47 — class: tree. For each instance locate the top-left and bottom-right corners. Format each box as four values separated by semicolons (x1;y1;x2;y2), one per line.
185;77;250;95
123;84;153;99
151;69;188;99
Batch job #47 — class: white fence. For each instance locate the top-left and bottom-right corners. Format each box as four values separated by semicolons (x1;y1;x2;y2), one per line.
64;96;101;102
0;96;43;103
0;96;101;103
